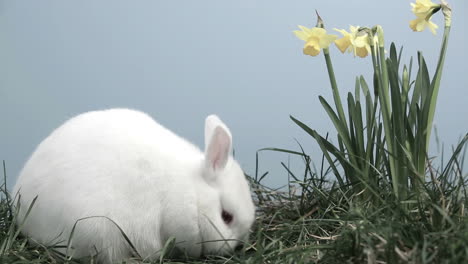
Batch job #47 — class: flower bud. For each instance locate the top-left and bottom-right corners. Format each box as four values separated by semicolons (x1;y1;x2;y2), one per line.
315;10;324;29
375;25;385;48
402;66;410;98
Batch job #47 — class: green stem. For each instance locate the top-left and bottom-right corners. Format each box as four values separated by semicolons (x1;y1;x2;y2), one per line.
425;25;451;153
323;48;362;193
372;30;401;200
323;48;348;131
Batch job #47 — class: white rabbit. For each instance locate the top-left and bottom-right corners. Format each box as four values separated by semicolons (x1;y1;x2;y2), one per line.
12;108;256;263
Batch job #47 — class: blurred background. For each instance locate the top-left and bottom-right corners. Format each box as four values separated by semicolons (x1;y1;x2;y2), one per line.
1;0;466;189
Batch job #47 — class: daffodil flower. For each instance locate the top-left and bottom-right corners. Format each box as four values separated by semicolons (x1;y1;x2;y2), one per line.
409;0;441;35
334;26;371;58
294;26;337;56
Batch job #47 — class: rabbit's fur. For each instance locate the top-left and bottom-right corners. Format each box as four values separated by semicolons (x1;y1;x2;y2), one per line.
13;109;255;263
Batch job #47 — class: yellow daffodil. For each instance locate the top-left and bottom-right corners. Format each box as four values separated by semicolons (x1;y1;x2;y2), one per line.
334;26;371;58
294;26;337;56
409;0;441;35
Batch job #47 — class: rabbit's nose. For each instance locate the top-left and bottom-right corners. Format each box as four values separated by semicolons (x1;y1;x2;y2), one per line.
234;243;244;252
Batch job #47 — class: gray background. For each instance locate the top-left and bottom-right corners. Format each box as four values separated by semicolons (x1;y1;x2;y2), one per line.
1;0;467;189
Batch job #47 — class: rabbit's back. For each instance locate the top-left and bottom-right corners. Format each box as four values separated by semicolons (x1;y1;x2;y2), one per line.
13;108;204;261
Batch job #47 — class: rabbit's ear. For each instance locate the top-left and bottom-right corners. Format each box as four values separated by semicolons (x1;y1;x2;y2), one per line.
205;115;232;171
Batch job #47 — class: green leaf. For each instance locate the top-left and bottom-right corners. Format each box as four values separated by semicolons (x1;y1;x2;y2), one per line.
354;77;361;102
347;93;357;155
389;43;398;70
290;115;347;187
418;53;431;112
397;44;404;70
259;148;308;157
318;96;354;160
354;101;365;163
360;75;370;97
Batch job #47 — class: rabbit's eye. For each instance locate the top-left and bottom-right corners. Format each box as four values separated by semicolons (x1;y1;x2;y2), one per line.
222;210;233;225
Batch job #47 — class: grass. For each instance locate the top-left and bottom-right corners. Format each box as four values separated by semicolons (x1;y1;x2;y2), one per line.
2;38;466;264
0;135;467;263
1;5;464;263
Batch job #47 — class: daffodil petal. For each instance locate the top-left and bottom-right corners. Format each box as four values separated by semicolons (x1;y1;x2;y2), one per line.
416;20;426;31
318;34;337;49
298;25;313;35
293;30;310;41
412;0;438;15
427;20;438;35
349;25;359;34
310;27;327;37
353;35;369;48
409;18;420;31
333;28;349;36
